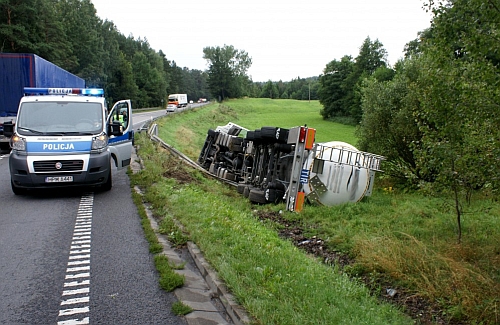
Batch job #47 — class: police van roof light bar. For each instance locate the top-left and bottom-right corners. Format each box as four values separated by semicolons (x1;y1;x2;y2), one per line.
24;88;104;97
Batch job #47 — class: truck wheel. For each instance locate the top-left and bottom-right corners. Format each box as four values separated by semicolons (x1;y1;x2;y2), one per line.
265;188;285;203
260;127;277;140
267;181;286;191
249;189;267;204
11;180;26;195
101;170;112;191
261;127;289;143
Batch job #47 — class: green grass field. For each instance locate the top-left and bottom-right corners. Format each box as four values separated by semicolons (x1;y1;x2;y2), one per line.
135;98;499;324
154;98;358;159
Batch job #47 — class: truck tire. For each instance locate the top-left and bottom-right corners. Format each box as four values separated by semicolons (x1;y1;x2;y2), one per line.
265;188;285;203
275;127;289;143
261;127;289;143
260;127;278;140
267;181;286;191
249;189;267;204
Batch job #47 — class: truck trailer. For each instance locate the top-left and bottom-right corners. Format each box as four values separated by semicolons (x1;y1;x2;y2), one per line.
0;53;86;150
168;94;188;108
197;123;385;212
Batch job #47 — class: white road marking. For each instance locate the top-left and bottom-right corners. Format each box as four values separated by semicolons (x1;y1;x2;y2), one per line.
65;273;90;279
58;307;90;316
67;260;90;266
57;193;94;325
69;254;90;260
61;297;90;305
64;280;90;287
70;249;91;254
63;288;90;296
57;317;89;325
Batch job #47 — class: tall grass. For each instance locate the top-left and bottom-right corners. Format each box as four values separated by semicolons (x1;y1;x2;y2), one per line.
142;98;500;324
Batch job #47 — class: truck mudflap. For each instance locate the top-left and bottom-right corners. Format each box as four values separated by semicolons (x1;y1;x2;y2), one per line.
197;122;385;211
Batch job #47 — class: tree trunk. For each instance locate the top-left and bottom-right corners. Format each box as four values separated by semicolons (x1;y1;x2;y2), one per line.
453;182;462;244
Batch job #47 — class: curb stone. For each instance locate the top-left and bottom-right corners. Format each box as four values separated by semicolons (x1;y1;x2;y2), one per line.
187;243;251;325
131;147;252;325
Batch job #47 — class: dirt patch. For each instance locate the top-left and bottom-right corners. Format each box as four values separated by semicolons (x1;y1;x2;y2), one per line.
255;210;460;325
162;168;195;184
160;155;197;185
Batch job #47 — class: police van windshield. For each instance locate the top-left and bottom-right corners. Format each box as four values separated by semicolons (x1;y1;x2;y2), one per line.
17;101;103;135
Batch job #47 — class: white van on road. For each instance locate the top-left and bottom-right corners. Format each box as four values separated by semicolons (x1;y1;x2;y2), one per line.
5;87;133;194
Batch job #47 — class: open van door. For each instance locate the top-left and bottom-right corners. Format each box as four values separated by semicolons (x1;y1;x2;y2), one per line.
107;100;133;169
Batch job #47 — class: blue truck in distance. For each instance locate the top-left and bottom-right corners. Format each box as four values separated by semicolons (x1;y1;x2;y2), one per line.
0;53;85;150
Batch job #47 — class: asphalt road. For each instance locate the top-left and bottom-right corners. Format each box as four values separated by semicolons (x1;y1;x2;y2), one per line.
0;111;187;324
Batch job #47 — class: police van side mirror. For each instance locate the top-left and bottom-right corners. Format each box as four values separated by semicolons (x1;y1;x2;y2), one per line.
3;121;14;137
108;121;123;136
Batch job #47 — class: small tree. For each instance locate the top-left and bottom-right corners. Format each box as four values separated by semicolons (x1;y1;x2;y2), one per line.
318;56;354;119
346;37;388;122
203;45;251;101
414;0;500;242
357;59;423;183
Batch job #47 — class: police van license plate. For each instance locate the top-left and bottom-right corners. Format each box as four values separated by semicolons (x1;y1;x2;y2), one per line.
45;176;73;183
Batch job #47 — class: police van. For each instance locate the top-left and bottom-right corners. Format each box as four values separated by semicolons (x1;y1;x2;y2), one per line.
5;87;133;195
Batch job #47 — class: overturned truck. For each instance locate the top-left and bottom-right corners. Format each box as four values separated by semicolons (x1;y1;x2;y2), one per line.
197;123;384;212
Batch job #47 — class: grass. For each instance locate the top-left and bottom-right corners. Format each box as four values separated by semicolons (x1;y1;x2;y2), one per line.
130;189;163;254
158;216;189;247
155;254;185;292
131;133;411;324
132;98;500;324
172;301;193;316
154;98;358;158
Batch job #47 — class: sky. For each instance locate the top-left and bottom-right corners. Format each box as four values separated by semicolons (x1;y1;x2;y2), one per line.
90;0;433;82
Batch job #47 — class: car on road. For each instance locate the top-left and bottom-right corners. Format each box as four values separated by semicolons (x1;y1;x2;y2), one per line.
166;104;177;113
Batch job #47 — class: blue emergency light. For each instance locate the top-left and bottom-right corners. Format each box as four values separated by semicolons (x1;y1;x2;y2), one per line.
24;87;104;96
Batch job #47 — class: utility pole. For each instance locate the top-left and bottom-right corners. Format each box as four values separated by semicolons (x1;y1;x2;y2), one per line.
308;82;311;103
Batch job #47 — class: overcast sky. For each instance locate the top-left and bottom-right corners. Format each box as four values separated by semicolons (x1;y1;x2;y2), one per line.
90;0;433;82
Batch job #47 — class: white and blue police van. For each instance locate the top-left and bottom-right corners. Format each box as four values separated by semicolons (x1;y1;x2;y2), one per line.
5;87;133;195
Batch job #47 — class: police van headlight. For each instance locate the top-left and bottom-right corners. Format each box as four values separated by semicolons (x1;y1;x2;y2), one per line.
10;133;26;151
92;132;108;151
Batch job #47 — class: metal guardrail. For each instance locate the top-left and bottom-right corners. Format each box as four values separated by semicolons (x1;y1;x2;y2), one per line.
145;123;238;186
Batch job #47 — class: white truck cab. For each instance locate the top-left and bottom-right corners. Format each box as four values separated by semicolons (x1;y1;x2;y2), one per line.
5;87;133;194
